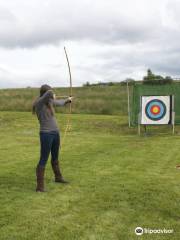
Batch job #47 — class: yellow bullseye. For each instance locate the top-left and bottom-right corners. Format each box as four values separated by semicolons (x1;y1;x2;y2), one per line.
152;106;159;113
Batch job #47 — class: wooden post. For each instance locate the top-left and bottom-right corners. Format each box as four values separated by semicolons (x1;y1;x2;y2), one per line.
172;112;175;135
127;80;131;127
138;113;141;135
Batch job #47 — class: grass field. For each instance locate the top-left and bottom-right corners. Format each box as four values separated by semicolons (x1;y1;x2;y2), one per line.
0;85;128;115
0;112;180;240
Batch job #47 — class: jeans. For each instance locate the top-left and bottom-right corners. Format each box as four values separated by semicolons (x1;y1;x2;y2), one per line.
38;131;60;166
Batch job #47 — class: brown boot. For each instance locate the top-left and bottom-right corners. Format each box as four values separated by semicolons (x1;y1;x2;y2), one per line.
51;160;69;184
36;165;45;192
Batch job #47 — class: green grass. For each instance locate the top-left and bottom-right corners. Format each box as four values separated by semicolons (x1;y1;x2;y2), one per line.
0;112;180;240
0;85;128;115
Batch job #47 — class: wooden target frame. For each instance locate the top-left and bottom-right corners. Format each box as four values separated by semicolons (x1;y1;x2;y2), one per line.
138;95;175;135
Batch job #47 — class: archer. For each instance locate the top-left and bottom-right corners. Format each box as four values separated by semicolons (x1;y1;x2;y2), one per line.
32;84;72;192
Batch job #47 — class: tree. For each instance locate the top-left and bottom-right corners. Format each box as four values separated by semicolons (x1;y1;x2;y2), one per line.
143;69;173;84
83;81;91;87
125;78;135;85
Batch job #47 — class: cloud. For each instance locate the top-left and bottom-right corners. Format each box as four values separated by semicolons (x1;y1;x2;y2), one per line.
0;0;180;88
0;0;164;48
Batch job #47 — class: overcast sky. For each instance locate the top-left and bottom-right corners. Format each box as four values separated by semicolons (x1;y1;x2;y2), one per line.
0;0;180;88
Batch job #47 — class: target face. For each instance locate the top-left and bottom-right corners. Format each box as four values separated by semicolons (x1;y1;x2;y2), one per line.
141;96;171;125
145;99;166;121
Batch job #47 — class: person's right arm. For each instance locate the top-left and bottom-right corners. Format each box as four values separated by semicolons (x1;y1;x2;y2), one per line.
36;90;54;106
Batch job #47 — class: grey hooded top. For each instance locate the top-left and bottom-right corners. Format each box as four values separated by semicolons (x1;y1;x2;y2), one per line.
33;90;66;133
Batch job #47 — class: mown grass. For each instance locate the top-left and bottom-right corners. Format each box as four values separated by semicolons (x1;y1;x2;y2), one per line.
0;112;180;240
0;85;128;115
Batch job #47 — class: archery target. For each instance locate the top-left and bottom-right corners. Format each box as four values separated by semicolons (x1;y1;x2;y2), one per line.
141;96;171;125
